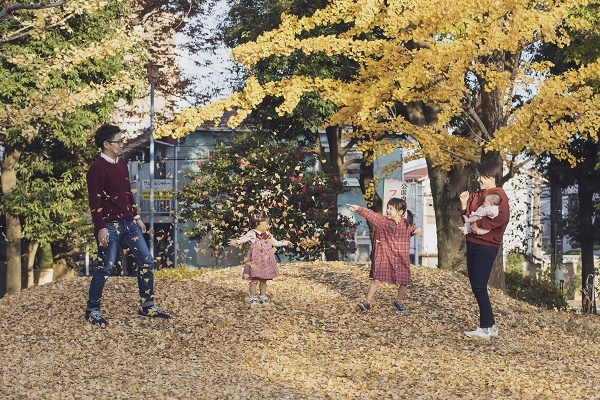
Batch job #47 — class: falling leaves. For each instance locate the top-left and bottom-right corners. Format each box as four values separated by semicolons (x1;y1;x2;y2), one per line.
177;132;356;260
0;262;599;399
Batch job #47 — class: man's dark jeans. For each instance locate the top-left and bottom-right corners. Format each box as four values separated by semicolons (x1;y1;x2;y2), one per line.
87;220;155;311
466;240;499;328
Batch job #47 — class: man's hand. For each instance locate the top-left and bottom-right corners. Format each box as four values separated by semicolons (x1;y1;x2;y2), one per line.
98;228;109;247
135;218;147;233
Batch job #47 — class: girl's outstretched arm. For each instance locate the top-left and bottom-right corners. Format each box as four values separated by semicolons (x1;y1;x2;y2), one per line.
269;235;293;247
229;230;256;246
347;204;360;212
350;204;387;228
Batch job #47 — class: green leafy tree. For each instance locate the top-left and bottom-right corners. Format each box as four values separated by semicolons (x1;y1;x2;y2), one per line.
8;133;99;286
0;0;144;294
178;132;355;261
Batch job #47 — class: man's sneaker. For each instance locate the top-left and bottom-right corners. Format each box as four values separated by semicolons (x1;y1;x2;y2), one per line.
85;310;108;328
489;326;499;337
464;327;491;341
393;301;406;312
357;300;371;311
259;295;270;306
138;305;170;319
248;296;260;307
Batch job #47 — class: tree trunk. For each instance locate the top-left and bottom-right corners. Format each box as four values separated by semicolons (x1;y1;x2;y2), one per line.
490;245;505;291
405;101;474;272
51;238;78;280
477;52;506;290
427;161;469;271
578;163;596;313
322;125;343;261
26;242;39;288
1;145;23;295
357;151;383;246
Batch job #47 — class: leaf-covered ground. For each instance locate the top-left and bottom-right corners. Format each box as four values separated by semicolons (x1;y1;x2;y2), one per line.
1;262;599;399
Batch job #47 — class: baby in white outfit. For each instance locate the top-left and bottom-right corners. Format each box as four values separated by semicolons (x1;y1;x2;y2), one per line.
459;192;501;235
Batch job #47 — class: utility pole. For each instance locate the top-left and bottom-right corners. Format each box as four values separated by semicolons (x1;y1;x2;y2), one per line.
146;62;163;259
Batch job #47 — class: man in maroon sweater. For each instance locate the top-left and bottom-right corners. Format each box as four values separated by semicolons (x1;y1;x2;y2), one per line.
85;124;170;327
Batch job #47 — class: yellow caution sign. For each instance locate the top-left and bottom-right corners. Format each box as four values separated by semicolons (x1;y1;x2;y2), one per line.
142;190;173;200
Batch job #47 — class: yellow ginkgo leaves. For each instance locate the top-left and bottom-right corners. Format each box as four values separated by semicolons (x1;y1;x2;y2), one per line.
156;0;599;170
0;262;599;398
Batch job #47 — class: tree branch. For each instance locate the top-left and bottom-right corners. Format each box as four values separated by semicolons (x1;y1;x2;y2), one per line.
467;108;491;139
0;0;70;20
1;12;74;43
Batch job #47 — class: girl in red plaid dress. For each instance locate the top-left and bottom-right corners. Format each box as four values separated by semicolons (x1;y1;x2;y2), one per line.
348;198;421;312
228;211;292;307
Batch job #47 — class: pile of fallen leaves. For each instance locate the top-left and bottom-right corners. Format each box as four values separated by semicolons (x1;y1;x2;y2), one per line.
1;262;599;399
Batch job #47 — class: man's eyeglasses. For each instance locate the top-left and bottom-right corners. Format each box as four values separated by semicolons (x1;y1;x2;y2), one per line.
106;140;124;146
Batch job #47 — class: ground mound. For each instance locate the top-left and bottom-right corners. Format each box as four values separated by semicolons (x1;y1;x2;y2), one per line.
0;261;599;399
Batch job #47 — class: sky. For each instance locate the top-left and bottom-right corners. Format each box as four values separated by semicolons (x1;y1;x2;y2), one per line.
175;0;234;105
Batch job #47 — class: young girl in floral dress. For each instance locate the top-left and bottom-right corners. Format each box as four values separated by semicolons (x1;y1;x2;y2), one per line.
348;198;421;312
228;210;292;307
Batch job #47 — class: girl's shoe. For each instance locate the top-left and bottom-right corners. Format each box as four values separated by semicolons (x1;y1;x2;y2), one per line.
259;295;270;306
393;301;406;312
248;296;260;307
357;300;371;311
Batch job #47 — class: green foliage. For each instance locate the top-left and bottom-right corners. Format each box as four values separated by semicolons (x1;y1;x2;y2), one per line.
178;131;356;260
36;243;54;269
505;270;568;311
5;135;98;247
564;0;600;68
505;251;525;274
0;0;144;252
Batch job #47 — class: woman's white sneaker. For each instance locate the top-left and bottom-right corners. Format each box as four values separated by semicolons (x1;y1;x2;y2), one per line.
464;327;491;340
489;326;498;337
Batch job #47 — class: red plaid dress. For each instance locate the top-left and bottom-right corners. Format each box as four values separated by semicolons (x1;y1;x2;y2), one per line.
237;230;286;280
358;207;416;285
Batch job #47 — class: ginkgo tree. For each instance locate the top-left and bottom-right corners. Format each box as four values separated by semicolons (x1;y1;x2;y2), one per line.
156;0;600;286
178;131;355;261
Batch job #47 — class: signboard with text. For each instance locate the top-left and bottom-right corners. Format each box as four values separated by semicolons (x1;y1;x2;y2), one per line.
383;179;417;212
141;179;173;200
